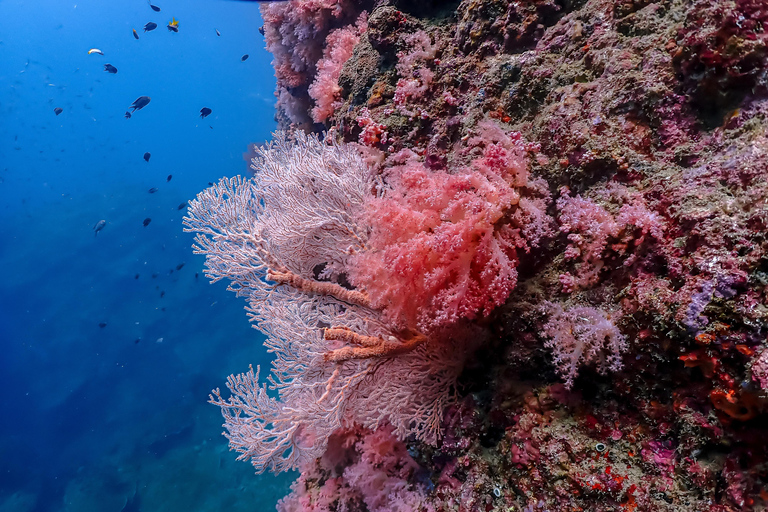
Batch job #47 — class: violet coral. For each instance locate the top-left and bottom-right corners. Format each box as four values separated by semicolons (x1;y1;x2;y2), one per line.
541;303;627;388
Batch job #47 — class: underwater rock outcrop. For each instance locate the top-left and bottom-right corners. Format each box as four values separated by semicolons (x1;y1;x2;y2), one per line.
196;0;768;510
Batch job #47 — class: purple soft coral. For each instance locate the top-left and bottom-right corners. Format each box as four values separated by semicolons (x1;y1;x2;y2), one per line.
541;303;627;388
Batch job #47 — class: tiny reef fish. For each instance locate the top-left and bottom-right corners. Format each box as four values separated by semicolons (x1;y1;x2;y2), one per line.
129;96;151;112
88;48;104;55
149;1;161;11
167;18;179;32
144;152;151;162
200;107;212;119
241;54;249;61
148;187;158;193
143;218;152;227
133;29;139;39
144;22;158;32
93;219;106;235
104;63;117;74
124;111;132;119
54;107;63;115
215;29;221;36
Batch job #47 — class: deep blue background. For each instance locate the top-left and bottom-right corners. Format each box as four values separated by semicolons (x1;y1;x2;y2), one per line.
0;1;294;510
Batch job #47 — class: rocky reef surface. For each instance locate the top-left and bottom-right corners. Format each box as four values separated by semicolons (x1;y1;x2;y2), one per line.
253;0;768;510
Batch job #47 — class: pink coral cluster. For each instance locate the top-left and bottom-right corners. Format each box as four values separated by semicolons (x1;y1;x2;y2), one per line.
186;133;468;473
355;107;388;146
277;425;434;512
349;125;553;332
556;185;664;291
309;12;368;123
540;303;627;388
260;0;363;127
393;30;437;117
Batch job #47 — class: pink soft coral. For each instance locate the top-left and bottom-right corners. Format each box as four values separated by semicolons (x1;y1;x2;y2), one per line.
260;0;363;126
350;127;553;332
541;303;627;388
308;13;367;123
751;348;768;390
393;30;437;117
556;186;664;290
277;425;434;512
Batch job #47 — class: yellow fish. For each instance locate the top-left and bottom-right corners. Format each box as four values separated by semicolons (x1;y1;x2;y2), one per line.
87;48;104;55
167;17;179;32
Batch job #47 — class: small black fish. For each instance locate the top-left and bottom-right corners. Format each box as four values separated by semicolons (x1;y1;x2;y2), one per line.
129;96;151;112
208;182;213;186
144;22;158;32
99;322;107;328
148;187;158;193
149;1;160;11
258;26;265;36
134;273;140;279
167;17;179;32
125;111;132;119
215;29;221;36
160;290;165;298
166;174;172;182
133;29;139;39
54;107;63;115
241;54;249;61
104;63;118;74
143;217;152;227
93;219;106;235
199;107;212;119
176;262;185;270
177;202;187;210
134;338;141;344
144;152;151;162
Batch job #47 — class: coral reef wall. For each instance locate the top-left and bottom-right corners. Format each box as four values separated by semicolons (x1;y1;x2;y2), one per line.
236;0;768;510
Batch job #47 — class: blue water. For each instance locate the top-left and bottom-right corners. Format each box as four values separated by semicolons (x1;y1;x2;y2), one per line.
0;1;295;510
